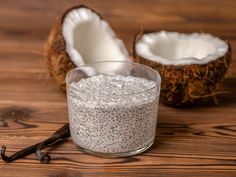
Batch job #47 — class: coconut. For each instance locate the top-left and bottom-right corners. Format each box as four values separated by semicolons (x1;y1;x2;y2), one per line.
134;31;231;106
46;5;130;91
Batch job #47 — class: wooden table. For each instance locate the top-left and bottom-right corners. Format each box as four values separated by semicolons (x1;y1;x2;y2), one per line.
0;0;236;176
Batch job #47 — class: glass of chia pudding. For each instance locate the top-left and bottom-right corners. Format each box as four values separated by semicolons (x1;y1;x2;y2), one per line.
66;61;161;157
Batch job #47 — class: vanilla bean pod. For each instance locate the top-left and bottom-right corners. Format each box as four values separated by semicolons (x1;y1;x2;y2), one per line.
1;123;70;163
35;123;70;163
1;144;40;163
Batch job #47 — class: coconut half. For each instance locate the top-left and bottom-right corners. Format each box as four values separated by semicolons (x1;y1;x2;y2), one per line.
134;31;231;106
46;5;130;91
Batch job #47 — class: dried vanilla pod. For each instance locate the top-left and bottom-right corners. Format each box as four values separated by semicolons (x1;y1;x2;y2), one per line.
1;123;70;163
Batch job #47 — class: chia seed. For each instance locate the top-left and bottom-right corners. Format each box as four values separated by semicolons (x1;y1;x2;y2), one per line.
67;74;159;154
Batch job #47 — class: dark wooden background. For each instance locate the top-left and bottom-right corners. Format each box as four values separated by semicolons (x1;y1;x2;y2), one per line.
0;0;236;176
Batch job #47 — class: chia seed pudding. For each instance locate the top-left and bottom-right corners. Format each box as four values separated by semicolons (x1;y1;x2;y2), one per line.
67;74;159;155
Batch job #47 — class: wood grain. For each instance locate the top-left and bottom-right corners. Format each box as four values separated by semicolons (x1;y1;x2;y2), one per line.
0;0;236;176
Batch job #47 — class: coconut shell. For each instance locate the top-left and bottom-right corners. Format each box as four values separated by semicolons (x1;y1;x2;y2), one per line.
133;33;232;106
46;19;74;91
45;5;100;91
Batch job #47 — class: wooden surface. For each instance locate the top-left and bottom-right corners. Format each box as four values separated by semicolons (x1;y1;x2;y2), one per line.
0;0;236;176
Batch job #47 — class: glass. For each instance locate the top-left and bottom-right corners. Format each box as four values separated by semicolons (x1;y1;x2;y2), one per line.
66;61;161;157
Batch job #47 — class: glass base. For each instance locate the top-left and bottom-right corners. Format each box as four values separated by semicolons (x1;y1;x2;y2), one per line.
75;140;154;158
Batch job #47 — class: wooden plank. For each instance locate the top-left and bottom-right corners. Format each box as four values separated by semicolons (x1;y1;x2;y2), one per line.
0;0;236;176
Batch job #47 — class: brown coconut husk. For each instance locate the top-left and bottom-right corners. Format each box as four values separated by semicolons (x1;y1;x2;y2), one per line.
133;32;232;106
46;18;74;92
45;5;101;92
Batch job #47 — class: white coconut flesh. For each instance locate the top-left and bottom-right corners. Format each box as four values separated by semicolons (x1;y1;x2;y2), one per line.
136;31;229;65
62;7;130;75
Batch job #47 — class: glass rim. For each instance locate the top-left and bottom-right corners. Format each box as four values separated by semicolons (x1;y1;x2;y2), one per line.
65;60;161;97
